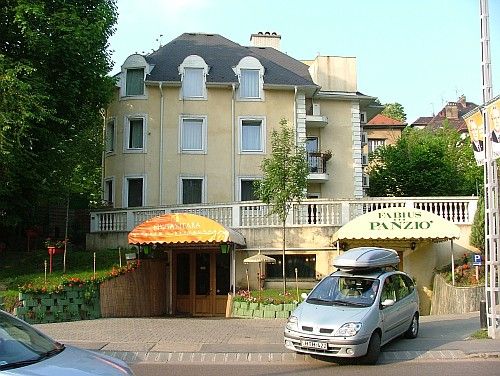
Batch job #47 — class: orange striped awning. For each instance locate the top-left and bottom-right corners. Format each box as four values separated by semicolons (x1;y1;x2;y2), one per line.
128;213;246;246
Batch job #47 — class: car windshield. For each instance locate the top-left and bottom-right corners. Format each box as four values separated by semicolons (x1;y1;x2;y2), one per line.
0;310;64;371
306;275;380;307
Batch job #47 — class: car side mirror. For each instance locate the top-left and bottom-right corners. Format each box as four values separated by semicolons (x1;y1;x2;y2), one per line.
381;299;395;307
301;292;308;300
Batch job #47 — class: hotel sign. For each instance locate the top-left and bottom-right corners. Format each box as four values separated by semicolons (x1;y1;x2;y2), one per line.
332;206;460;242
369;211;433;231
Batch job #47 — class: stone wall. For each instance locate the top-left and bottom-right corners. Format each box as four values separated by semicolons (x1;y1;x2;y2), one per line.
430;273;485;315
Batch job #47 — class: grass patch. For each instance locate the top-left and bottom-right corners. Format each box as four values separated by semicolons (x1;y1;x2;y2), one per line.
470;329;491;339
0;248;126;310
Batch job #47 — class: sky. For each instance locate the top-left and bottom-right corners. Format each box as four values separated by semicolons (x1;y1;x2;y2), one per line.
108;0;500;124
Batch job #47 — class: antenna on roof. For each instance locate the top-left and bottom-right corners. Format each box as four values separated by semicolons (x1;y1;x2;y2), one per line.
430;102;435;116
155;34;164;48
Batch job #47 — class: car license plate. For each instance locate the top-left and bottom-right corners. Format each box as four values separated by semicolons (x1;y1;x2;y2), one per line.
301;340;327;350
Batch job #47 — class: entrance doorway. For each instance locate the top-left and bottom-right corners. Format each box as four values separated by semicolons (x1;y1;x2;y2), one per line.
173;249;230;316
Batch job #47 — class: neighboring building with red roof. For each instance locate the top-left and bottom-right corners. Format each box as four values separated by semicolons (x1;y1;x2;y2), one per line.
410;95;478;134
363;113;406;155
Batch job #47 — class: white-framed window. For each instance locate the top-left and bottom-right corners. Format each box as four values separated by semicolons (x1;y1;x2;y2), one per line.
104;177;114;206
120;54;149;99
360;111;367;123
238;177;260;201
124;115;147;152
123;175;145;208
368;138;385;154
239;116;266;153
105;118;116;153
240;69;260;98
179;176;205;204
178;55;208;100
234;56;264;100
179;115;207;153
125;68;144;96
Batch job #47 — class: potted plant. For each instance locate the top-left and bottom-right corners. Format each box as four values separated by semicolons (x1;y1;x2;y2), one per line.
322;150;333;161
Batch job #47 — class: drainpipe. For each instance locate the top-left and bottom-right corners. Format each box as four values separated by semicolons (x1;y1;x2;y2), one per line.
159;82;164;204
294;86;298;143
100;108;106;203
231;83;236;201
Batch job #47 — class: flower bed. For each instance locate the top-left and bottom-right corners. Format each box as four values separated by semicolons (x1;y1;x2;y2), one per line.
14;264;137;324
231;289;300;319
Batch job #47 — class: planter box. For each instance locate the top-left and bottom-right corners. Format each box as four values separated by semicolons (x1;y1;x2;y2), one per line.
41;298;53;306
252;309;264;318
249;302;259;310
283;303;296;312
263;310;276;318
238;302;249;310
275;310;290;319
269;304;283;311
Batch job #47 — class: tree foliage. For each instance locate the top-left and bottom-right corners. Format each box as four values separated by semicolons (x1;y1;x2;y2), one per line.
469;193;484;252
367;124;482;197
381;102;407;122
0;0;117;229
255;118;309;292
256;119;309;221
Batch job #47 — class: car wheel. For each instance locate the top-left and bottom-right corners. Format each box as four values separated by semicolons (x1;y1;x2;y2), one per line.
359;332;381;365
404;313;419;339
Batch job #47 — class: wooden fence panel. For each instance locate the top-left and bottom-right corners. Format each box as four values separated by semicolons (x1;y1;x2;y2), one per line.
100;260;168;317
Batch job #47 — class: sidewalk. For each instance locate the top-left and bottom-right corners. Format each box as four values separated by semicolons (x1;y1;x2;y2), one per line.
34;311;500;364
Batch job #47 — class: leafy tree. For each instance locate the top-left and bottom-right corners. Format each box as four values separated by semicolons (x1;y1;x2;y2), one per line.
470;193;485;252
0;1;117;237
367;124;482;197
255;119;309;293
381;102;407;122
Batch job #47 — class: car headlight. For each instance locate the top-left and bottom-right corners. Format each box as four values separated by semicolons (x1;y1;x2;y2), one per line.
334;322;362;337
286;315;298;331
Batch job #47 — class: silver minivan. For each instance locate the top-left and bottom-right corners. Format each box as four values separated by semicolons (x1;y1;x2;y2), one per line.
284;247;419;365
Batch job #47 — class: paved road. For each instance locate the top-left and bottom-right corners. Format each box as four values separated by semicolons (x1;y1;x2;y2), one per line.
35;311;500;364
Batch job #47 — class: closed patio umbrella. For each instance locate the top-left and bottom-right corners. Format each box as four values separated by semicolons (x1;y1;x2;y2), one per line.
244;251;276;293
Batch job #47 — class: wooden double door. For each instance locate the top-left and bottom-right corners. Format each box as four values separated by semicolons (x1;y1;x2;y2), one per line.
173;249;230;316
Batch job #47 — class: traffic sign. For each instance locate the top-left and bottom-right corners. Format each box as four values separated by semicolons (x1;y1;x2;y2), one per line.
473;254;482;266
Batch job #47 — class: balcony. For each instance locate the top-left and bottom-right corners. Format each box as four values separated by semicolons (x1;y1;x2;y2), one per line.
89;196;478;233
307;152;330;183
305;102;328;128
305;114;328;128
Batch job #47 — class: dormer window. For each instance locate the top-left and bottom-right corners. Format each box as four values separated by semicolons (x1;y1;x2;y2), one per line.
179;55;208;100
240;69;260;98
120;54;149;99
125;68;144;96
234;56;264;100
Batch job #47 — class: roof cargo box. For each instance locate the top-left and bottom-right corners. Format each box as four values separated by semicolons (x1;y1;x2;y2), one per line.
333;247;400;271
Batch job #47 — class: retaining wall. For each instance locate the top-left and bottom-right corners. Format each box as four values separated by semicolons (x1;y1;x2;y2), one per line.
430;273;484;315
15;285;100;324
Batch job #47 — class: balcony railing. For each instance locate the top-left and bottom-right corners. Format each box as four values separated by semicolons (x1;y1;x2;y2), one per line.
308;152;331;174
90;197;478;233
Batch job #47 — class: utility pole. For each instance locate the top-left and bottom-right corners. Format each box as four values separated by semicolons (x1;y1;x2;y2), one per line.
480;0;499;339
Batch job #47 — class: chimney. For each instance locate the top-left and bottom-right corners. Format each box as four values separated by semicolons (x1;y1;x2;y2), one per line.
250;31;281;50
445;102;459;119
